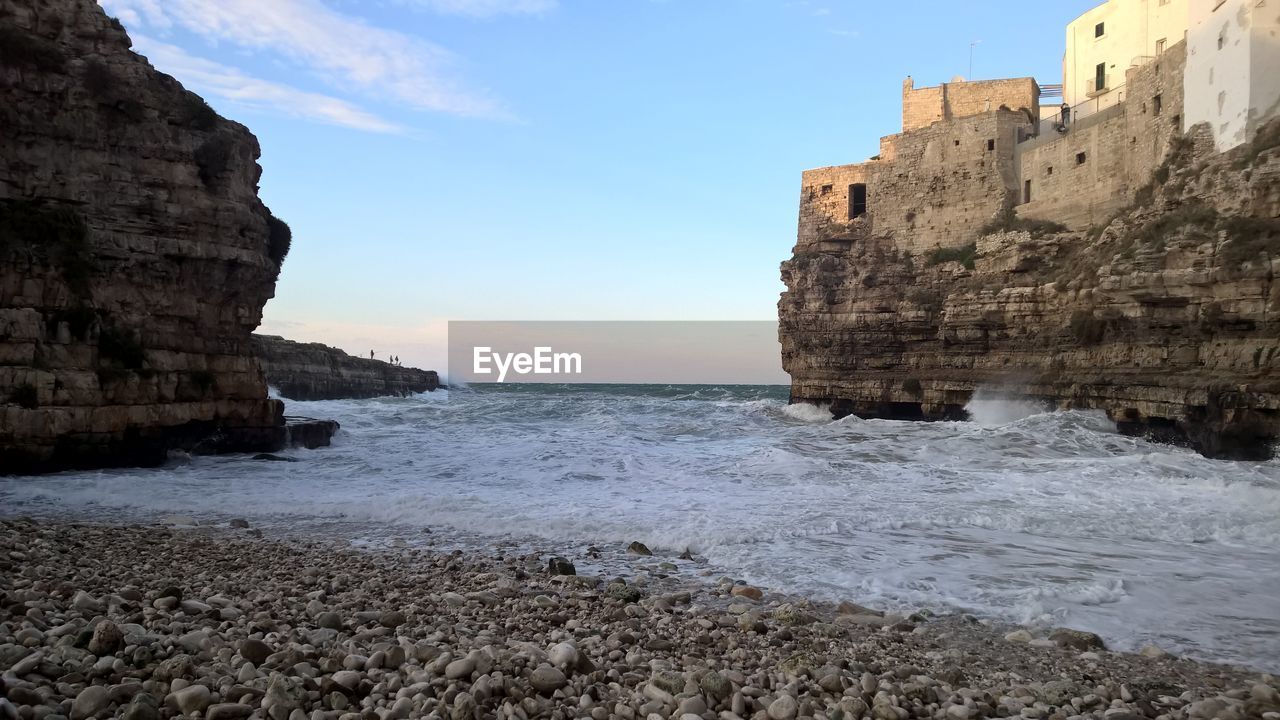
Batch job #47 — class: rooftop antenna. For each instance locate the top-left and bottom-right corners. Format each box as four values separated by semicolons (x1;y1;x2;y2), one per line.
969;40;982;80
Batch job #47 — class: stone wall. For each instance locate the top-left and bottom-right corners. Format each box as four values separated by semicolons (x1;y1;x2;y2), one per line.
252;335;440;401
902;76;1040;132
1014;107;1131;229
1016;42;1188;230
798;110;1034;255
0;0;317;472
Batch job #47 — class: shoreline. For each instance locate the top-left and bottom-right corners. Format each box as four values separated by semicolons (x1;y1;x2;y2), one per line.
2;519;1276;720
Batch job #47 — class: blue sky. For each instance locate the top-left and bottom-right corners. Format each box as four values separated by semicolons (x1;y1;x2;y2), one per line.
100;0;1097;369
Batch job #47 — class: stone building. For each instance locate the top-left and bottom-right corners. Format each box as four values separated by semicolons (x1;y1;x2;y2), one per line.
1063;0;1189;118
1015;41;1188;229
798;78;1039;256
1185;0;1280;151
796;0;1278;250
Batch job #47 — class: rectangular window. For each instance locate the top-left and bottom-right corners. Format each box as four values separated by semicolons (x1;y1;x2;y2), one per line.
1095;62;1107;92
1024;180;1032;204
1046;166;1054;176
848;183;867;219
1153;94;1162;116
1076;151;1088;165
1095;22;1105;38
1156;38;1167;54
1172;114;1181;131
986;139;995;151
820;184;833;195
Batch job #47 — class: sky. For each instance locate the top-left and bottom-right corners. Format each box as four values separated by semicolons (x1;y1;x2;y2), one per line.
98;0;1099;372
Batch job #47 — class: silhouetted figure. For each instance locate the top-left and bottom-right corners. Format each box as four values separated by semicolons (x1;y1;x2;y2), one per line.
1058;102;1071;133
370;350;374;360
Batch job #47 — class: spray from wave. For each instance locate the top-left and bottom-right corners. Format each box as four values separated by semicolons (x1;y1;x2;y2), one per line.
964;388;1057;427
782;402;834;423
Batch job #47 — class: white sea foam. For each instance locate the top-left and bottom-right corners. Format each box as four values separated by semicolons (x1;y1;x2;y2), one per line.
2;385;1278;670
782;402;834;423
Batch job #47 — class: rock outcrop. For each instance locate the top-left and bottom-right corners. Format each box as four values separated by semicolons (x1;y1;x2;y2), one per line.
780;126;1280;460
0;0;331;473
252;335;440;401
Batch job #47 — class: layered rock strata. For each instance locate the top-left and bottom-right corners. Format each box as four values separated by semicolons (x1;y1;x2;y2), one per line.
780;126;1280;459
252;335;440;401
0;0;331;472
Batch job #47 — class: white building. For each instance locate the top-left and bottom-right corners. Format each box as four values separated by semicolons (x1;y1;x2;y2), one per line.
1064;0;1189;117
1184;0;1280;151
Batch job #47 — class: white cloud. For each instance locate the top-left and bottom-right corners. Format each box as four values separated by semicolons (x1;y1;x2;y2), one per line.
133;36;403;133
402;0;557;18
100;0;502;117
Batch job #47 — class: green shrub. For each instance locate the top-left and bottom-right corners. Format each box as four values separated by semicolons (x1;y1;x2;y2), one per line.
266;211;292;267
98;325;145;369
1233;119;1280;169
906;287;942;309
0;27;67;72
9;384;38;410
1128;202;1219;248
1219;215;1280;265
0;200;94;298
195;134;235;186
978;206;1069;238
927;243;977;270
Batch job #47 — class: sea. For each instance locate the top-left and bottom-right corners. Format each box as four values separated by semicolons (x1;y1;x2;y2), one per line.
2;383;1278;671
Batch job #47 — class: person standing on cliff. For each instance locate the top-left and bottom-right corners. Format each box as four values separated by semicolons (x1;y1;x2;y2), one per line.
370;350;375;360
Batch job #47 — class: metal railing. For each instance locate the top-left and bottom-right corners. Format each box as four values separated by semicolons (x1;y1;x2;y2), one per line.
1022;84;1128;142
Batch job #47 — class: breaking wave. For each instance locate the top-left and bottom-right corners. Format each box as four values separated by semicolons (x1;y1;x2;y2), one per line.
2;384;1278;669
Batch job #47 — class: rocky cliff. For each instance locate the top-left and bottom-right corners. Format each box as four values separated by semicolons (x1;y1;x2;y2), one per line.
0;0;326;472
780;125;1280;460
253;335;440;401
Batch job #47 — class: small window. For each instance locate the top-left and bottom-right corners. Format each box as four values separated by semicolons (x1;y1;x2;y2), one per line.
820;184;833;195
1024;180;1032;204
1076;152;1087;165
986;139;995;151
1159;0;1169;5
1095;62;1107;92
1172;114;1181;131
1156;38;1167;54
954;139;961;146
1046;166;1054;176
1095;22;1105;38
1153;94;1162;116
848;183;867;219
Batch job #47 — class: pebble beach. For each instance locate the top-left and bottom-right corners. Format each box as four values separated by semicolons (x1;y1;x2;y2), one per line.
1;519;1277;720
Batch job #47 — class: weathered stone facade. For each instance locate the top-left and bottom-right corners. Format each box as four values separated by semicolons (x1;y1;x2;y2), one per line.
901;77;1041;132
1016;42;1188;230
781;120;1280;459
800;108;1035;256
252;335;440;401
0;0;328;472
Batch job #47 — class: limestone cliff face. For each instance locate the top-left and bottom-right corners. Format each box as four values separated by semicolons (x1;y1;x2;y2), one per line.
779;127;1280;460
0;0;299;472
253;335;440;401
